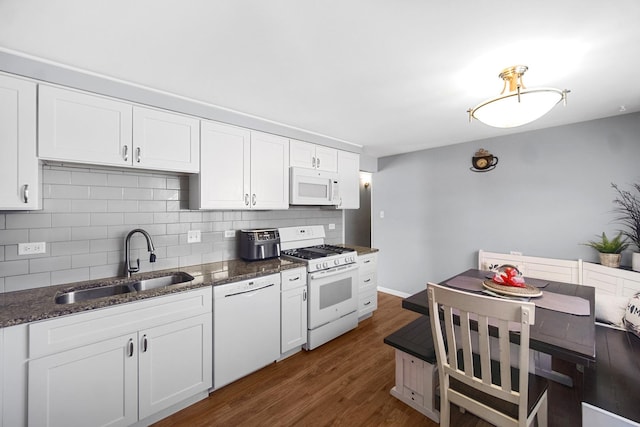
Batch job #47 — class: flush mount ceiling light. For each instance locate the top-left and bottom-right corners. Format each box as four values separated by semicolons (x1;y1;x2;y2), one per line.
467;65;569;128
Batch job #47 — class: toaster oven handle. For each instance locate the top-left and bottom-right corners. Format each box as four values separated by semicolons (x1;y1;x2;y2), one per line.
276;243;281;257
260;245;265;260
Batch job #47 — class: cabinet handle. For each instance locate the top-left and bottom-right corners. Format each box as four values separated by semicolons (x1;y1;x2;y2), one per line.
289;276;300;281
364;279;371;283
317;157;320;168
142;335;148;352
23;184;29;203
303;289;307;301
136;147;141;163
312;157;316;168
128;338;134;357
244;193;250;206
123;145;129;161
364;301;371;306
252;194;256;206
364;260;371;264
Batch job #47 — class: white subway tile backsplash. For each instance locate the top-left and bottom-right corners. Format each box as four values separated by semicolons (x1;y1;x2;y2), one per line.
71;199;108;213
123;187;154;200
6;213;52;229
72;252;108;269
51;268;91;285
71;171;108;186
0;259;29;276
71;226;109;241
30;227;71;243
89;186;124;200
0;229;29;245
6;272;51;292
30;256;72;273
1;165;343;293
52;213;91;227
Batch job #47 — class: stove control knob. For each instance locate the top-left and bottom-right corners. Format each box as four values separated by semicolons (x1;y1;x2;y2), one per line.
315;263;321;270
334;259;339;266
323;262;328;269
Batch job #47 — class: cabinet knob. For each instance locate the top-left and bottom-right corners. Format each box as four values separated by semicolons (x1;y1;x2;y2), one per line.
123;145;129;161
23;184;29;203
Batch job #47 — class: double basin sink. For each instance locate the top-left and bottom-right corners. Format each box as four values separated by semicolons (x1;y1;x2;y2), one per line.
54;272;194;305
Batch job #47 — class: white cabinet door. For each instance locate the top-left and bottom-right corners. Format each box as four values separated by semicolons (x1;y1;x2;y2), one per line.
0;74;40;210
132;106;200;173
38;85;132;167
250;131;289;210
315;145;338;172
191;120;251;209
290;139;337;172
337;150;360;209
281;286;308;353
28;334;138;427
138;313;212;419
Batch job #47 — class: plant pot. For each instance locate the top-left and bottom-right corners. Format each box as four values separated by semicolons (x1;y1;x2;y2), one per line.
599;253;622;268
633;252;640;272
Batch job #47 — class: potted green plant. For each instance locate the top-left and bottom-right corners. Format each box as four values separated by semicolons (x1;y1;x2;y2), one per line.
612;182;640;271
584;231;629;268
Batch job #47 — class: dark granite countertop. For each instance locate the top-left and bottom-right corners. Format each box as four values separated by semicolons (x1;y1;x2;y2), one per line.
339;244;379;256
0;258;304;328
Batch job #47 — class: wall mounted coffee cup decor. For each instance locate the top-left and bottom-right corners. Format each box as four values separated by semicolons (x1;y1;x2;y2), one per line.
470;148;498;172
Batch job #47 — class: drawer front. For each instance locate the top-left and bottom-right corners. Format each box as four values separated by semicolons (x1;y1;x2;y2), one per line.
358;253;377;274
281;267;307;291
359;290;377;316
359;271;377;292
29;287;212;358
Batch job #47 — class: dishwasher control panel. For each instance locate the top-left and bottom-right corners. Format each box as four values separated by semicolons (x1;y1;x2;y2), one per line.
214;273;281;298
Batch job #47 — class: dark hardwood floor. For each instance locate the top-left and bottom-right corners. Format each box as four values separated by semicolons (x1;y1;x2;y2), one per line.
153;292;582;427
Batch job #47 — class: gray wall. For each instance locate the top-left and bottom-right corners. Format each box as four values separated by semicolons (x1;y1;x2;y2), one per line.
344;173;372;247
373;113;640;296
0;164;342;293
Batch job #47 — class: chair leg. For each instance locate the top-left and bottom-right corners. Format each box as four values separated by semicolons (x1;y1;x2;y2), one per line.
536;393;548;427
440;395;450;427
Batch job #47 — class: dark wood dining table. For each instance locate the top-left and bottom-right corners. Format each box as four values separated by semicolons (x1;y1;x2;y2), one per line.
402;269;596;384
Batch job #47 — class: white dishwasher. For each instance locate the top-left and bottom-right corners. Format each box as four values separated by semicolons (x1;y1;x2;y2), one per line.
213;273;280;389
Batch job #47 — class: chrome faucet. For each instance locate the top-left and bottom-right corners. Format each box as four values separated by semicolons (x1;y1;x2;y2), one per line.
124;228;156;277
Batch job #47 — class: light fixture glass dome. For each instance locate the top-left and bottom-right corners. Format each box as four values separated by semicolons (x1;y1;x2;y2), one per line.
468;65;569;128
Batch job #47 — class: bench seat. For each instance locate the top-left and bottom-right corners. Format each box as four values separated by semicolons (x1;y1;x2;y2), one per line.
582;325;640;426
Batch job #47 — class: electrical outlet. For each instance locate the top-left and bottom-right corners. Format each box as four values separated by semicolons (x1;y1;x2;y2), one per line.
187;230;201;243
224;230;236;238
328;223;336;230
18;242;46;255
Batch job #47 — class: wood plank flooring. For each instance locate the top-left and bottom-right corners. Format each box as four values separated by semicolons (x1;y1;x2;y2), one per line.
153;292;581;427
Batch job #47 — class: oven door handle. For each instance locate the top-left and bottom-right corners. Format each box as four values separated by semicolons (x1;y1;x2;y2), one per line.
309;263;358;280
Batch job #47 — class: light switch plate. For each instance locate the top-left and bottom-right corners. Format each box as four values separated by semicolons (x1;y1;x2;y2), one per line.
328;223;336;230
224;230;236;238
187;230;201;243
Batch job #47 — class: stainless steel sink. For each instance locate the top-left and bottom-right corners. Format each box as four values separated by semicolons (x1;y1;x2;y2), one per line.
54;284;134;304
131;272;194;291
54;272;195;304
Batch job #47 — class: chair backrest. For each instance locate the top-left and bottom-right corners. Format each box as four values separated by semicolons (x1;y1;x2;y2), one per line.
427;282;536;423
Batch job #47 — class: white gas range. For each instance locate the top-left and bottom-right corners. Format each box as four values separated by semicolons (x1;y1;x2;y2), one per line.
279;225;359;350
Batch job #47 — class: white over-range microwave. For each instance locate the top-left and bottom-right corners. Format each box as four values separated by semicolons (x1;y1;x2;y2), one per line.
290;167;340;206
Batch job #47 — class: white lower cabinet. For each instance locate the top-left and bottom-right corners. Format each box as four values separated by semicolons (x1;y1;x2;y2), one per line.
280;267;308;354
358;252;378;320
27;287;212;427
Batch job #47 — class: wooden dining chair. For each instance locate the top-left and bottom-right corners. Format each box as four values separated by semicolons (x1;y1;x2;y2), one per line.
427;282;548;427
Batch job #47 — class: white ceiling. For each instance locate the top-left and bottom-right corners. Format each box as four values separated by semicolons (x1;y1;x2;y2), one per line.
1;0;639;158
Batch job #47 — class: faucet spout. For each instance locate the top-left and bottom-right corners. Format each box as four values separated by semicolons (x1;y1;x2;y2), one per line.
124;228;157;277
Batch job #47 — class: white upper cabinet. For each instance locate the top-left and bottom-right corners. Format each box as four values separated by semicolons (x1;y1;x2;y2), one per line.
39;85;199;173
337;150;360;209
191;121;289;210
38;85;133;167
250;131;290;209
132;106;199;173
290;139;338;172
0;74;40;210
